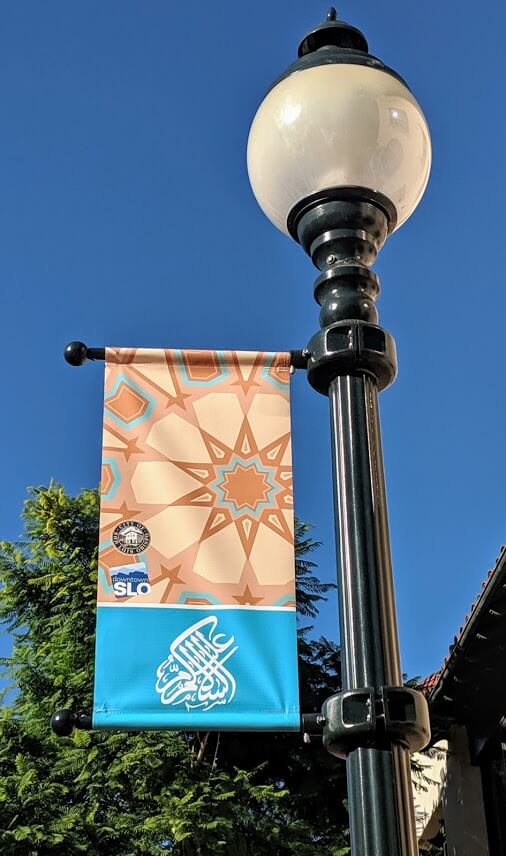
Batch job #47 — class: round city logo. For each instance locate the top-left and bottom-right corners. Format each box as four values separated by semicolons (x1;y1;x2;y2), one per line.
112;520;151;555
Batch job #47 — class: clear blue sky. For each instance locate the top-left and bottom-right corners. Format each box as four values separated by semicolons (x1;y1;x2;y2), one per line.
1;0;505;682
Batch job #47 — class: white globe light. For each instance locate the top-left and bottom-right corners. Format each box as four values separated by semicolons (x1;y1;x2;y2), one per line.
247;63;431;235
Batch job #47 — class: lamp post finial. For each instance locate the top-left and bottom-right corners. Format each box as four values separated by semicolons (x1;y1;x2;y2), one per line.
327;6;337;21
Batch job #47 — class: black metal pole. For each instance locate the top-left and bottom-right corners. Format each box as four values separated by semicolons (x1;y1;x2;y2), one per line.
330;374;418;855
291;184;430;856
246;8;432;850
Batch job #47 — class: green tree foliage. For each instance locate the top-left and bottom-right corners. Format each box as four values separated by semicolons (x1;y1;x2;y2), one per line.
0;486;350;855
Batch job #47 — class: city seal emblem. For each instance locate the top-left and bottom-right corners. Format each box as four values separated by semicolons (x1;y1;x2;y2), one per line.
112;520;151;555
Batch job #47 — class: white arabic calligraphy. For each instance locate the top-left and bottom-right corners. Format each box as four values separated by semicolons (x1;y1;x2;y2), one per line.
155;616;238;711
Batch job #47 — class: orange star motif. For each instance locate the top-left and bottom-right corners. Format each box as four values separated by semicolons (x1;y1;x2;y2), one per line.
221;463;271;511
234;584;263;605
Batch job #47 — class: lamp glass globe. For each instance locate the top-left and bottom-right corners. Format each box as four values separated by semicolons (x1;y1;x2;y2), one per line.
247;64;431;235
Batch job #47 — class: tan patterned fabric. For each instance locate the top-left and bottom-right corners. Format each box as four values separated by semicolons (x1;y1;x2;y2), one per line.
98;349;295;609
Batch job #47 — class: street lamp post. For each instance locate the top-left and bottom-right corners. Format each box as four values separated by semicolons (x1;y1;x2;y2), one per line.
247;9;432;855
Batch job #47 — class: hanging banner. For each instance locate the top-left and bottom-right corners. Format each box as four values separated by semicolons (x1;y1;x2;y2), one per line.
93;348;300;730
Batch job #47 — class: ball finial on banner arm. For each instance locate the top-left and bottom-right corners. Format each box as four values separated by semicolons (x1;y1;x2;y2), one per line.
50;709;92;737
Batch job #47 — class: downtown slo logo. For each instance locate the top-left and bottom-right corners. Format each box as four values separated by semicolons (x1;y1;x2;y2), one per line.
111;520;152;598
110;561;151;598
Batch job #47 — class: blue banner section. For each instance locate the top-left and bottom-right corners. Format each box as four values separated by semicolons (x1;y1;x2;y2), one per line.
93;606;300;731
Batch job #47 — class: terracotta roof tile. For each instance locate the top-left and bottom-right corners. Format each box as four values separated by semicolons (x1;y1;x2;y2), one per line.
420;546;506;700
419;671;441;697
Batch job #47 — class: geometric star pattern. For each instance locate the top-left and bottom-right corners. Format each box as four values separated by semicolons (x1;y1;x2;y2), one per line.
98;348;295;608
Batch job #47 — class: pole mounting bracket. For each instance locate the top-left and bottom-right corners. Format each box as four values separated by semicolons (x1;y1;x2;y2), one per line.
322;686;430;759
306;320;397;395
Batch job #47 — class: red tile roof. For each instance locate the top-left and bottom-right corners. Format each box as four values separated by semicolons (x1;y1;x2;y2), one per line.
420;546;506;700
419;671;440;696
